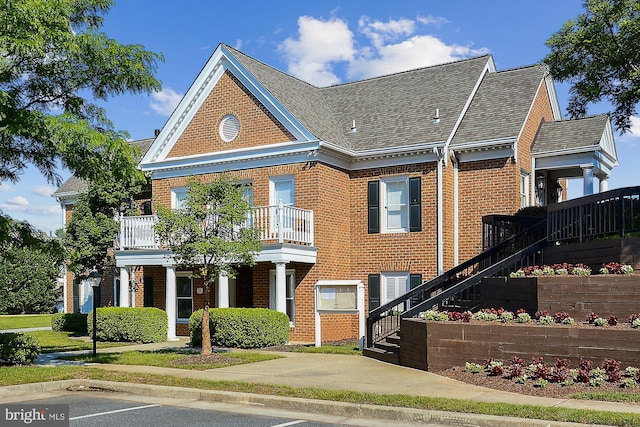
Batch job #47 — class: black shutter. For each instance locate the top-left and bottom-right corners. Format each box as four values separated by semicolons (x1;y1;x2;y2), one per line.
409;177;422;232
409;274;423;307
368;274;380;311
367;181;380;234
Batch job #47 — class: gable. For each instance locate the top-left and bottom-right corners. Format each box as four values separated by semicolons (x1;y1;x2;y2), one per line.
167;70;295;159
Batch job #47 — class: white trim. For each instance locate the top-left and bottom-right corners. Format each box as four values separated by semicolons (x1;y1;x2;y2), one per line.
544;73;563;121
380;176;409;234
175;271;193;323
269;268;295;325
141;45;315;166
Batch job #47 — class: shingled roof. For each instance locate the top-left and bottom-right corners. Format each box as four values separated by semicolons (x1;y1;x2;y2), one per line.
226;45;492;151
451;65;548;145
532;115;610;153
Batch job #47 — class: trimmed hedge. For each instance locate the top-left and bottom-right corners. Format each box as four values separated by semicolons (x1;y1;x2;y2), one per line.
190;308;289;349
87;307;168;343
51;313;88;333
0;332;40;365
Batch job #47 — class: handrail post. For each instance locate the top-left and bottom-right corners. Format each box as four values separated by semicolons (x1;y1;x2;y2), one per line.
278;201;284;244
119;213;124;249
621;196;626;238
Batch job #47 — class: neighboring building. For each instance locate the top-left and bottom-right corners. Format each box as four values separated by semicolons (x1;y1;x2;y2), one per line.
54;44;618;342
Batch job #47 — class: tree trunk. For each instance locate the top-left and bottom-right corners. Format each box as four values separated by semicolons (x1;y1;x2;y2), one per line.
201;282;212;355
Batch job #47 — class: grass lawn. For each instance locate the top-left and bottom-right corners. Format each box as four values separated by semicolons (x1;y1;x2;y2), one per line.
60;349;283;370
292;344;361;355
23;330;134;353
0;314;53;330
0;366;638;426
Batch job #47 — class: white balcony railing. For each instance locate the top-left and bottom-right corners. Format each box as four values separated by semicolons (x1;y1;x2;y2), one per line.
117;203;314;250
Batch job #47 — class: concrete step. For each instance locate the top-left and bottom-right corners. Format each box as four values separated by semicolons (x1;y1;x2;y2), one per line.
362;347;400;365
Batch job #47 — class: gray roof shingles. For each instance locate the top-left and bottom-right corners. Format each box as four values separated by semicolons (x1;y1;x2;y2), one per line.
532;115;608;153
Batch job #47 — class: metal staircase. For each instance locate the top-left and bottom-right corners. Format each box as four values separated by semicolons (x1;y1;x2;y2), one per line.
364;219;547;363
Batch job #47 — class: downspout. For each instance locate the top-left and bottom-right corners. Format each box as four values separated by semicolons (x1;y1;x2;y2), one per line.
434;147;444;275
450;149;459;266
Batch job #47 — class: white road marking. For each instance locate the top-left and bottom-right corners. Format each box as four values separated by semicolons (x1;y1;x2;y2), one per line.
271;420;307;427
69;404;160;420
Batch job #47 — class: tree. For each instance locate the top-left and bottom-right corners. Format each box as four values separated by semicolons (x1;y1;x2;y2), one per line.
0;0;163;186
154;175;261;354
0;214;64;314
544;0;640;132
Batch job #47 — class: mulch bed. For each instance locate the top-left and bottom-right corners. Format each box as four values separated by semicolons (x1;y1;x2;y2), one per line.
437;366;638;399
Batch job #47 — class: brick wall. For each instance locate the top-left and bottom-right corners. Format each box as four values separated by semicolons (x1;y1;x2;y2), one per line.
167;71;294;159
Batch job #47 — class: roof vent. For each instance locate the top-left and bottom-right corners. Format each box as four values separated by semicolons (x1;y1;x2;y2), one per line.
220;115;240;142
350;120;357;133
432;108;440;124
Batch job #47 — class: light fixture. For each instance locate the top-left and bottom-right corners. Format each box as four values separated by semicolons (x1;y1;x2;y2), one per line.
536;174;546;205
87;267;102;357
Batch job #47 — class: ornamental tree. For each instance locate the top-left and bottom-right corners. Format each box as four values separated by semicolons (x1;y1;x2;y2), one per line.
154;174;261;354
544;0;640;132
0;0;163;186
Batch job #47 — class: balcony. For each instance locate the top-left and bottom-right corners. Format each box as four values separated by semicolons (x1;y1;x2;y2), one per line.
117;204;314;250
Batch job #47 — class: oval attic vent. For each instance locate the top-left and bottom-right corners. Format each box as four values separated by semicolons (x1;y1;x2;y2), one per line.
219;115;240;142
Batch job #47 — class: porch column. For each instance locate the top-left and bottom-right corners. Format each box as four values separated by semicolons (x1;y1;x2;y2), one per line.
165;266;177;341
217;272;229;308
274;262;287;314
599;175;609;192
119;267;130;307
582;166;594;195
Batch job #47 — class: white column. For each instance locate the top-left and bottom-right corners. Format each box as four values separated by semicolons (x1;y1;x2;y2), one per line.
583;166;594;195
275;262;287;314
119;267;129;307
599;176;609;192
165;266;177;341
217;272;229;308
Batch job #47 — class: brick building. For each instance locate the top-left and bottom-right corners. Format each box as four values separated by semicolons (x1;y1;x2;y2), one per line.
54;44;618;342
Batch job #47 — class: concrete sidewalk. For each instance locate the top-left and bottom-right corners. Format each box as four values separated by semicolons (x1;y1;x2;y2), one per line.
28;338;640;422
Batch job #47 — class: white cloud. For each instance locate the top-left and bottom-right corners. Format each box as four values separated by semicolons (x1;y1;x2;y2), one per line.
279;14;489;86
417;15;449;27
279;16;356;86
150;88;183;116
7;196;28;206
629;116;640;136
33;185;56;197
0;183;11;192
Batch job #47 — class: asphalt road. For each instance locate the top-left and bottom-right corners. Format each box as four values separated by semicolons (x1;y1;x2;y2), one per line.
4;392;449;427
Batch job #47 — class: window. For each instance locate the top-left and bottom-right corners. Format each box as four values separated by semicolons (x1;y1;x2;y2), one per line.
113;278;120;307
176;273;193;322
368;177;421;233
269;269;295;325
270;176;295;231
382;272;409;306
171;187;188;210
520;172;530;208
368;273;422;311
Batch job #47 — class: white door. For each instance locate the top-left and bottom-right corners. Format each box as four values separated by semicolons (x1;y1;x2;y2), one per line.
270;177;295;235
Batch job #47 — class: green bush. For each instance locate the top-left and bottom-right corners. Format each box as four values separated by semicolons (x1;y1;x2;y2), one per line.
190;308;289;349
51;313;88;333
87;307;167;343
0;332;40;365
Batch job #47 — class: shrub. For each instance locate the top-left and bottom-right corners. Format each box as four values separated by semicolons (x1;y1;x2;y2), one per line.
0;332;40;365
51;313;88;333
190;308;289;349
87;307;168;343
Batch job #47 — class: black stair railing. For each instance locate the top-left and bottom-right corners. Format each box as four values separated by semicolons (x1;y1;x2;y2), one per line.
366;219;547;348
547;186;640;243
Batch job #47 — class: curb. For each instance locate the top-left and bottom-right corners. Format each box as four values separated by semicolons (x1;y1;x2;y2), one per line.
0;380;594;427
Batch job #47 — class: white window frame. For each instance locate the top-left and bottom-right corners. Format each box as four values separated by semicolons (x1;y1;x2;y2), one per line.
269;176;295;232
381;176;409;233
171;187;188;210
176;272;193;323
381;272;410;305
269;269;296;325
520;172;530;208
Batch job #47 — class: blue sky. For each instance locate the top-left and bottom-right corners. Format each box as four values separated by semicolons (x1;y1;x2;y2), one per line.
2;0;639;234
